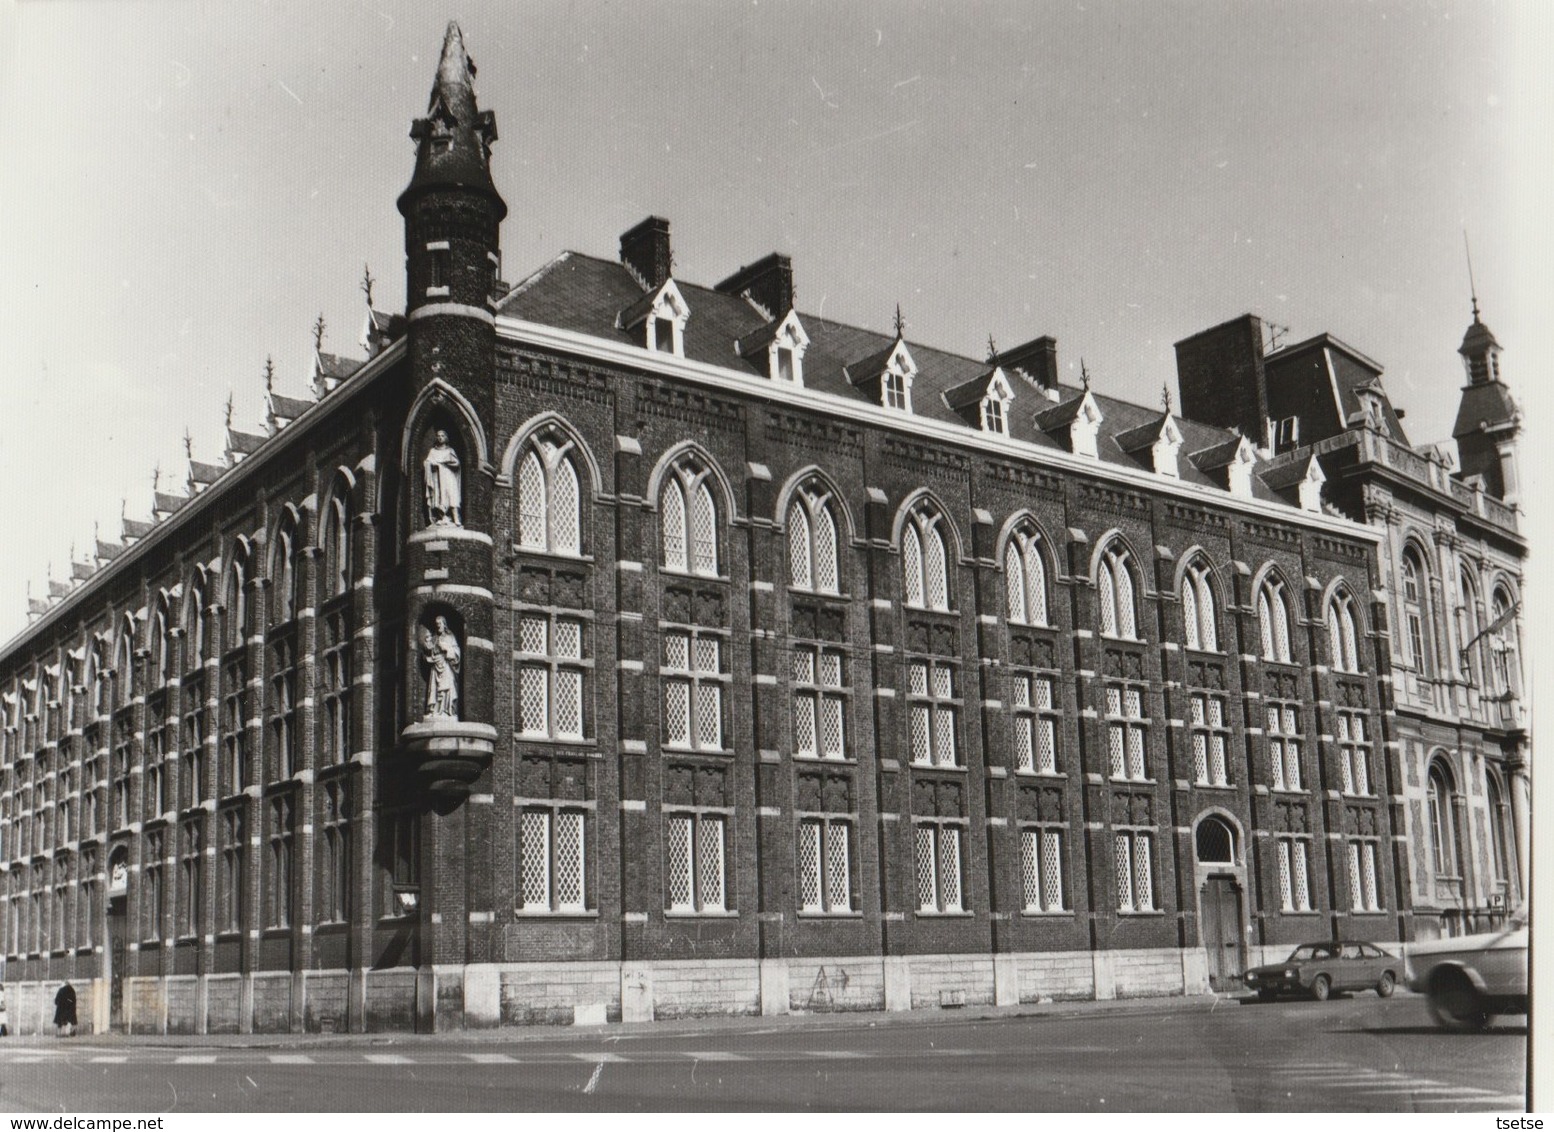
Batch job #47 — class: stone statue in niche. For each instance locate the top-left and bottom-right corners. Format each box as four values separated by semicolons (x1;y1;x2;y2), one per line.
418;615;462;720
422;429;463;527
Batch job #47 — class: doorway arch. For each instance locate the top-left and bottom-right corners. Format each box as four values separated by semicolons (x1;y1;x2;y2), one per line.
1193;811;1246;991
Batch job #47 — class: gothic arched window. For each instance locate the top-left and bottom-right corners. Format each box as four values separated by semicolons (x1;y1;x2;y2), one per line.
185;573;207;669
115;625;135;709
660;457;720;577
323;479;354;599
1097;542;1139;640
1181;558;1218;652
271;514;301;625
225;548;249;653
1004;525;1049;627
1256;576;1293;663
516;435;583;555
151;599;172;689
787;483;841;594
1457;565;1483;686
901;502;950;611
1327;590;1362;673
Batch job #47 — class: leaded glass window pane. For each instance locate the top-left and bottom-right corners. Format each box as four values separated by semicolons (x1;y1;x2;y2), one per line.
520;616;547;656
519;667;548;735
555;620;582;660
924;526;949;610
1014;717;1034;772
518;452;546;549
554;670;583;738
667;817;693;909
691;482;718;576
934;707;957;766
937;827;962;911
1005;544;1027;623
1277;840;1293;911
788;504;812;590
903;526;924;606
1036;717;1056;774
697;685;722;749
520;810;549;907
1115;835;1133;911
551;450;581;554
798;822;822;910
1041;830;1063;911
814;504;840;594
915;826;936;912
825;823;850;910
910;706;932;765
820;698;844;757
662;481;687;571
665;682;690;747
1132;835;1153;911
1021;830;1041;910
554;811;585;909
794;697;817;756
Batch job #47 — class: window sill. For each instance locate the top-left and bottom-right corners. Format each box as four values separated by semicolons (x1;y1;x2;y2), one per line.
1109;777;1156;786
793;754;856;766
1338;792;1377;800
915;910;974;918
664;909;738;919
908;762;967;773
1191;781;1235;790
260;927;293;940
514;734;596;748
796;910;863;920
1280;909;1321;916
513;909;598;919
314;920;350;932
1117;909;1167;917
510;547;596;565
663;747;734;758
1019;909;1073;918
659;569;729;584
1013;769;1065;779
1346;909;1387;916
1269;787;1308;796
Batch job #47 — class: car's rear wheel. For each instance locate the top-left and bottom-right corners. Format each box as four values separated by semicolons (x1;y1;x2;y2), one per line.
1310;974;1331;1002
1257;988;1278;1002
1376;971;1396;998
1428;970;1489;1031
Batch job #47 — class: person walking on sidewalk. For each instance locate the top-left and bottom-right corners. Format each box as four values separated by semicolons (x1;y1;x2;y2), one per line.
53;981;76;1037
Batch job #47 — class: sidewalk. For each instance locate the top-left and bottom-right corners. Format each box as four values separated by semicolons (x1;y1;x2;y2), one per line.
0;990;1242;1049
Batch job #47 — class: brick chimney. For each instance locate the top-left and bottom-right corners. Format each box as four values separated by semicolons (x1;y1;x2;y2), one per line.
994;335;1060;394
620;216;673;290
715;253;795;320
1173;314;1269;447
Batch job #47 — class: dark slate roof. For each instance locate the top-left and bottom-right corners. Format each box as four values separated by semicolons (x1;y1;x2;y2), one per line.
122;517;156;541
1112;414;1173;455
227;429;268;457
497;250;1295;505
942;368;1000;411
1460;316;1500;355
269;392;315;420
1266;334;1409;445
316;353;360;382
189;460;226;486
1190;436;1246;471
95;540;123;562
154;491;188;515
1452;380;1518;439
1258;452;1320;492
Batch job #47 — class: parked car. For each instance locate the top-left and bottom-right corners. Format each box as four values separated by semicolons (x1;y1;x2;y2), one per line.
1242;941;1400;1002
1405;907;1528;1030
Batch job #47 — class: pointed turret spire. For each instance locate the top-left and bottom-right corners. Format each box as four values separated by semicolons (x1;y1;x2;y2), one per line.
398;22;506;221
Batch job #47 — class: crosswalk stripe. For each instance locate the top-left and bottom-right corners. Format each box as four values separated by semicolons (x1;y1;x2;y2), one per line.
268;1054;313;1064
174;1055;217;1064
683;1051;745;1061
809;1051;867;1059
363;1053;414;1064
464;1052;517;1063
571;1052;628;1062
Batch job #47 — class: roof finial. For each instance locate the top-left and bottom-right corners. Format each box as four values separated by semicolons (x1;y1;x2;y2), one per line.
986;334;999;363
152;463;161;492
224;391;235;431
893;303;905;339
1080;358;1091;391
1464;231;1481;321
183;429;193;461
361;264;375;308
1161;383;1172;415
312;314;326;352
263;355;275;396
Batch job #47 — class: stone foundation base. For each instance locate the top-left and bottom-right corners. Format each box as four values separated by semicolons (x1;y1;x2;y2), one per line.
0;944;1356;1035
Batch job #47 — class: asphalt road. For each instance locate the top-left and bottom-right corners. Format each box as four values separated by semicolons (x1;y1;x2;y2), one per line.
0;992;1528;1113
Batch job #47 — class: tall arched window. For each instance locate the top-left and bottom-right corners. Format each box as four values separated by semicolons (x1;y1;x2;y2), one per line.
516;435;582;555
1401;547;1433;677
322;479;354;599
151;599;172;688
225;547;249;652
1180;558;1218;651
1004;526;1049;626
1489;586;1521;697
1458;565;1483;685
1486;773;1512;887
1256;577;1293;663
1097;542;1139;640
787;483;841;594
1427;761;1457;876
115;625;135;708
185;573;207;669
660;457;720;577
271;514;300;625
1327;590;1362;673
901;502;950;611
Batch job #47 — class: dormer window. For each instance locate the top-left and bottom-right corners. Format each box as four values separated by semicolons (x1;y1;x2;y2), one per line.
845;338;917;414
884;368;910;412
1152;416;1184;478
1228;438;1258;498
980;371;1014;435
768;311;809;385
620;278;690;357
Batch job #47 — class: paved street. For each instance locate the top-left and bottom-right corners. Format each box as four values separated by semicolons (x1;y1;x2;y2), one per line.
0;992;1527;1112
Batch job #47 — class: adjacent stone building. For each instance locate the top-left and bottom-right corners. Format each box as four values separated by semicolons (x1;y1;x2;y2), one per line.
1175;307;1528;940
0;24;1467;1034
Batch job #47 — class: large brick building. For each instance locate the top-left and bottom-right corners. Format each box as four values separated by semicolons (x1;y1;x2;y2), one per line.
2;24;1510;1034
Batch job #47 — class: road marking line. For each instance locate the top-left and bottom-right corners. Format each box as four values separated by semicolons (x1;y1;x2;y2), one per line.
464;1052;517;1063
363;1053;414;1064
1368;1084;1507;1096
571;1052;628;1062
810;1051;867;1059
89;1056;127;1063
683;1051;745;1061
174;1055;217;1064
7;1056;51;1063
268;1054;314;1064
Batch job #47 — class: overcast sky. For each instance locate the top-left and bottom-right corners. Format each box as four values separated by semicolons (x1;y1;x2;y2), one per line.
0;0;1547;641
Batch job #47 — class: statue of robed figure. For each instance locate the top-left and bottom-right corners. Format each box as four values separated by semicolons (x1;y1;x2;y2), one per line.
418;615;461;720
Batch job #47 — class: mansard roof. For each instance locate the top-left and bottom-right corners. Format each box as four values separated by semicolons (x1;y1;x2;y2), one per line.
497;249;1288;501
1452;380;1519;439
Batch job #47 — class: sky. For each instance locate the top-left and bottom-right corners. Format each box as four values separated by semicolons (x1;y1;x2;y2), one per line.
0;0;1547;642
